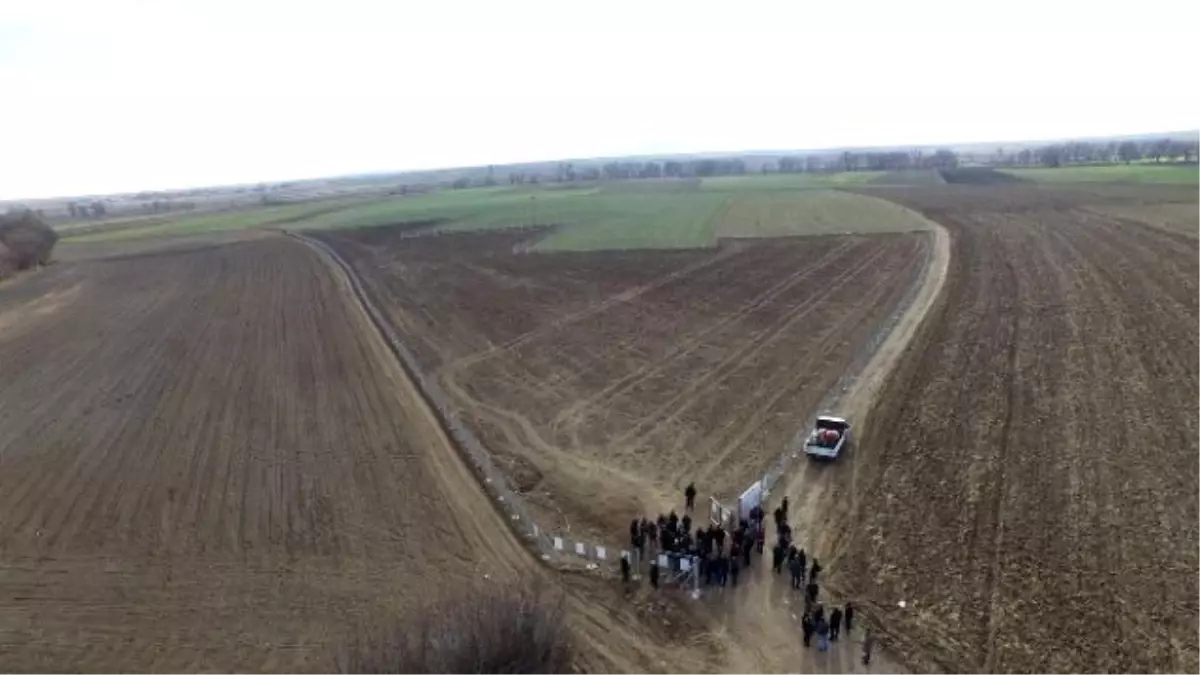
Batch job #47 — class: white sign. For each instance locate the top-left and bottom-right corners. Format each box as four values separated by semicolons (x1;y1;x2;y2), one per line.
595;547;606;560
658;554;670;568
680;558;692;572
554;537;564;551
739;480;764;518
575;542;586;556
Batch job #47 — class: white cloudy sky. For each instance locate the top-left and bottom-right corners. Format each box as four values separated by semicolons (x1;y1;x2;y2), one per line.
1;0;1196;199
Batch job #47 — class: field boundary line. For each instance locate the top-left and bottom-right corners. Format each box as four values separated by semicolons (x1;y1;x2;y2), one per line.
283;231;628;573
752;220;951;518
283;234;559;554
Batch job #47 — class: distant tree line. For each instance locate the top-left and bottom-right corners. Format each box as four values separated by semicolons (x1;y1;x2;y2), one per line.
443;136;1198;189
776;148;960;173
65;200;108;218
985;138;1198;168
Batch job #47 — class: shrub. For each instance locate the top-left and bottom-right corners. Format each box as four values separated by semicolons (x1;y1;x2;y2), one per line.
0;209;58;275
336;581;572;674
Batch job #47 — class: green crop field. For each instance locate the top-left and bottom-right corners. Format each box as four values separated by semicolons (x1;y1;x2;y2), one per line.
64;199;366;242
710;189;935;239
1000;164;1199;184
699;172;885;191
62;173;939;251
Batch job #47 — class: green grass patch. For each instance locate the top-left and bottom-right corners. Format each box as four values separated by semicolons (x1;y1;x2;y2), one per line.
1000;164;1199;184
528;192;729;251
61;172;940;251
65;199;365;242
711;190;935;238
305;181;934;251
700;172;884;192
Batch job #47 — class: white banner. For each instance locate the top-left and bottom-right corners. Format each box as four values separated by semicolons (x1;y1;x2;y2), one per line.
739;480;764;518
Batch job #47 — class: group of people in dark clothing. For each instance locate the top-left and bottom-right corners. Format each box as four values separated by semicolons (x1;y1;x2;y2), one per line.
617;483;875;665
624;482;766;589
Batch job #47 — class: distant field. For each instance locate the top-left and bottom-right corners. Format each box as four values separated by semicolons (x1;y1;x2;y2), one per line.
64;199;366;242
700;172;885;191
58;174;938;251
1000;164;1199;184
712;190;935;239
868;169;946;186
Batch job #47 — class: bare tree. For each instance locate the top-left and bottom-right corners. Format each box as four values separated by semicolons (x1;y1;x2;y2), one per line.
1117;141;1141;164
1149;138;1171;163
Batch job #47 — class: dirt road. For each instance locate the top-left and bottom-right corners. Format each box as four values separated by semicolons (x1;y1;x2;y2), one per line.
0;236;710;672
699;223;950;673
298;234;721;672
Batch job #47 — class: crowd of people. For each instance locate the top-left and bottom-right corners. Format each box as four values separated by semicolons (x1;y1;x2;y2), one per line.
622;482;768;590
616;482;875;665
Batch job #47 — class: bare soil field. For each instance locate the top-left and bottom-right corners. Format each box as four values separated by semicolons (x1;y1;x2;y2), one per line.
0;236;707;672
833;184;1199;672
312;227;931;546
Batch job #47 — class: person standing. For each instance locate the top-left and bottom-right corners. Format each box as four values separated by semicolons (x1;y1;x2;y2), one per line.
742;536;753;567
863;629;875;666
781;495;789;519
729;553;740;587
801;612;814;648
829;606;843;642
789;554;804;589
815;616;830;652
685;482;697;512
809;557;822;583
649;561;659;589
844;602;855;634
620;555;631;583
796;548;807;584
805;580;819;607
771;541;784;574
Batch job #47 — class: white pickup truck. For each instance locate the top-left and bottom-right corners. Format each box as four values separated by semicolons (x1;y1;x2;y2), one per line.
804;415;851;460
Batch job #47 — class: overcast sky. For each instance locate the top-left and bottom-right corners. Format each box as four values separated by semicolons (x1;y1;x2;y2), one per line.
1;0;1196;199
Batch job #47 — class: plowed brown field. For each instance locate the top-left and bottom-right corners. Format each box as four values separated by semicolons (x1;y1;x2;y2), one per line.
313;228;931;545
834;184;1199;673
0;237;710;672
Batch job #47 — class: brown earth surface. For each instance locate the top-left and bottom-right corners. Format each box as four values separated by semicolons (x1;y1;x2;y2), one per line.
830;184;1199;672
7;180;1191;673
0;236;715;672
312;228;931;548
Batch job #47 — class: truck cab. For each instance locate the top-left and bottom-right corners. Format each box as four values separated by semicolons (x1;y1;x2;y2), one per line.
804;415;851;459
